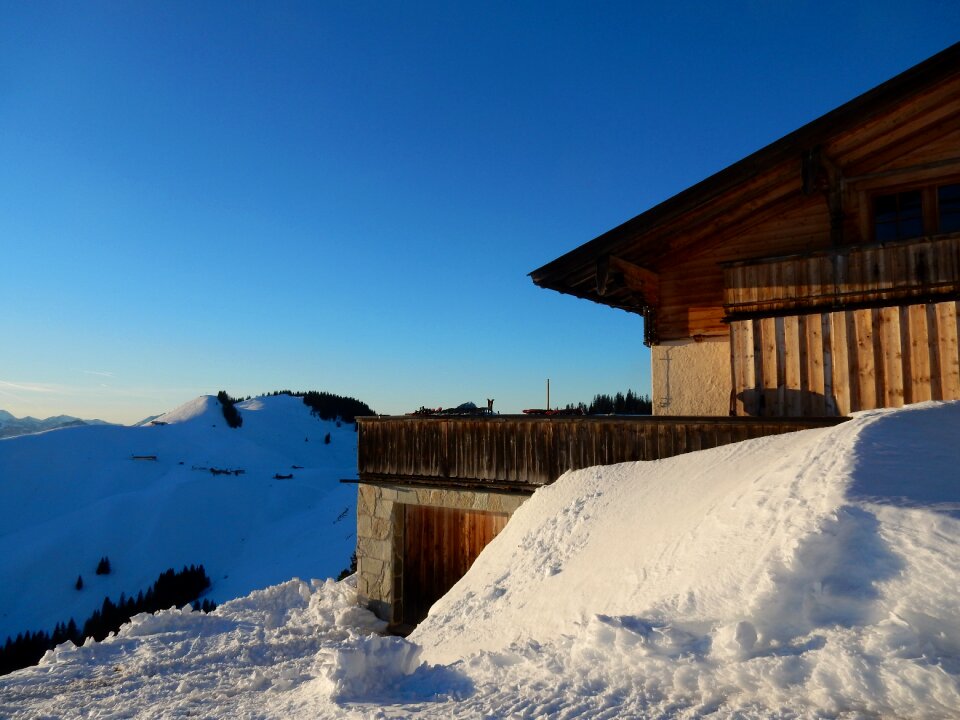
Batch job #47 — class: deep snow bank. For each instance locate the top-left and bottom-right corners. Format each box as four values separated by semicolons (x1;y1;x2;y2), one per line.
410;401;960;716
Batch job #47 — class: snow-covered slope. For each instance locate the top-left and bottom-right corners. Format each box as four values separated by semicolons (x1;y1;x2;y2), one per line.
2;402;960;718
0;394;358;642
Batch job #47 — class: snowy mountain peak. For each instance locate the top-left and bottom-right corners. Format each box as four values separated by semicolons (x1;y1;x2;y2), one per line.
150;395;224;425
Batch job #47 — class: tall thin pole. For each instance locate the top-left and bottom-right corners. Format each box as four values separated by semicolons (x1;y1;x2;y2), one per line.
547;378;550;411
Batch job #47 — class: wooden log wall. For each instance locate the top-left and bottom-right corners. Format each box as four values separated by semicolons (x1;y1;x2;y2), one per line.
724;234;960;317
730;299;960;416
357;415;846;488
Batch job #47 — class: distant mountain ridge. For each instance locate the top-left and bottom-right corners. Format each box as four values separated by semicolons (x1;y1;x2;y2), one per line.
0;410;111;439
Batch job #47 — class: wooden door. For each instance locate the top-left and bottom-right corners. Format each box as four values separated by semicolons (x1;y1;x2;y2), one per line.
400;505;509;627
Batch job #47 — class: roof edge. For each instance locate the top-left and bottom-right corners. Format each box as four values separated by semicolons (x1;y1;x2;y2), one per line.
530;41;960;286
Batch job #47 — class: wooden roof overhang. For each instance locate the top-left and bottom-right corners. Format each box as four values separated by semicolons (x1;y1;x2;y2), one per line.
529;42;960;345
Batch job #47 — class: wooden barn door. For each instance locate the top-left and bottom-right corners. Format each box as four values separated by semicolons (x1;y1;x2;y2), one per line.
730;300;960;416
400;505;509;627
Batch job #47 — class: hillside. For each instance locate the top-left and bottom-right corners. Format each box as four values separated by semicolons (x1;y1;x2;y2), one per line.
0;394;358;644
2;401;958;717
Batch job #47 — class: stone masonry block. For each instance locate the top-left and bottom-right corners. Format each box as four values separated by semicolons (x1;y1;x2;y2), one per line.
373;498;394;520
371;515;392;540
361;556;383;578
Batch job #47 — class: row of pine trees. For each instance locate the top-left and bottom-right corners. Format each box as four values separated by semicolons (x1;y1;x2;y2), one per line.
564;389;652;415
0;565;213;677
217;390;376;426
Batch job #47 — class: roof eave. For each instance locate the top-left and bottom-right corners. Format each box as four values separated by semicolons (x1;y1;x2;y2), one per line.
530;41;960;293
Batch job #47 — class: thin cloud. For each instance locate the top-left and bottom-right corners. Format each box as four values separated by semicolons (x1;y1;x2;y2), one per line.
83;370;115;378
0;380;57;394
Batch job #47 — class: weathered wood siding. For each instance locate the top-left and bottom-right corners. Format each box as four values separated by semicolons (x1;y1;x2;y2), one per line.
730;299;960;416
399;505;508;626
358;415;847;488
724;235;960;317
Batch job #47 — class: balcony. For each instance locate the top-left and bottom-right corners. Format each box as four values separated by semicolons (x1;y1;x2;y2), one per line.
723;233;960;319
356;414;847;491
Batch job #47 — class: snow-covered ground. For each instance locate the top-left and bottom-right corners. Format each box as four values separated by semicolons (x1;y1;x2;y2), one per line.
0;394;358;643
3;401;960;718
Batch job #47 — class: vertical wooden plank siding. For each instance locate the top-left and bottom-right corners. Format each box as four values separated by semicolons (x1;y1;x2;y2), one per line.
806;314;826;415
751;318;764;416
783;315;802;416
742;319;757;415
937;302;960;398
853;308;877;411
832;311;852;415
728;300;960;416
877;307;901;408
730;323;743;416
926;304;943;401
821;313;836;415
908;304;931;403
760;317;778;416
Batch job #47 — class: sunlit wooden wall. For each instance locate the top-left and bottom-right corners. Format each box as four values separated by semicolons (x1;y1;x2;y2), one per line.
730;300;960;416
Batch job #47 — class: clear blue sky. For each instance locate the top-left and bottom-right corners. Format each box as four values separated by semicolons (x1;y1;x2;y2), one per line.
1;2;957;423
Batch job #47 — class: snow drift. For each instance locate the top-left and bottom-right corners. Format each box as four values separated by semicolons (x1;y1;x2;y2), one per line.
412;401;960;716
2;402;959;718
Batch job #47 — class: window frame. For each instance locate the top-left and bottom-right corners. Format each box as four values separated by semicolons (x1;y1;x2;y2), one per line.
858;172;960;243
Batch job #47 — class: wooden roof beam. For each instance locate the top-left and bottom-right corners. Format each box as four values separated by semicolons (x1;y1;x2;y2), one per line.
802;146;845;246
597;255;660;308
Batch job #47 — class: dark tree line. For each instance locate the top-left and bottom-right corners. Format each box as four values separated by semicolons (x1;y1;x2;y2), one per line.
291;390;374;422
1;565;214;677
337;552;357;581
564;390;652;415
214;390;375;424
302;391;373;423
217;391;243;428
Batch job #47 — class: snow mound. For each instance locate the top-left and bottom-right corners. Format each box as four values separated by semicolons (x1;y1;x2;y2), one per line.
1;579;386;717
410;401;960;716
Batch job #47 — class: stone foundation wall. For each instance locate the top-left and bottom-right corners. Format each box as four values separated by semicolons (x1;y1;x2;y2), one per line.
356;482;528;622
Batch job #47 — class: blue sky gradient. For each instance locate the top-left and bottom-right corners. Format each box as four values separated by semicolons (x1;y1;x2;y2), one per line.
2;2;958;422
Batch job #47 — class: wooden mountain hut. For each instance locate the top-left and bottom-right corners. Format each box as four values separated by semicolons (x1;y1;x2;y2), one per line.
531;42;960;418
354;44;960;632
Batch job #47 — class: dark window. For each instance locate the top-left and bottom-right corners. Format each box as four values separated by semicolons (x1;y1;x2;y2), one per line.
939;183;960;234
874;190;923;241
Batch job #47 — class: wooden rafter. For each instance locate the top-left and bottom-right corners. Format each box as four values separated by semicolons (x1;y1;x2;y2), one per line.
596;255;660;306
802;146;845;246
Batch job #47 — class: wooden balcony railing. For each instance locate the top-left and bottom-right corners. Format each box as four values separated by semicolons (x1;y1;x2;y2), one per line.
723;234;960;318
357;415;847;490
